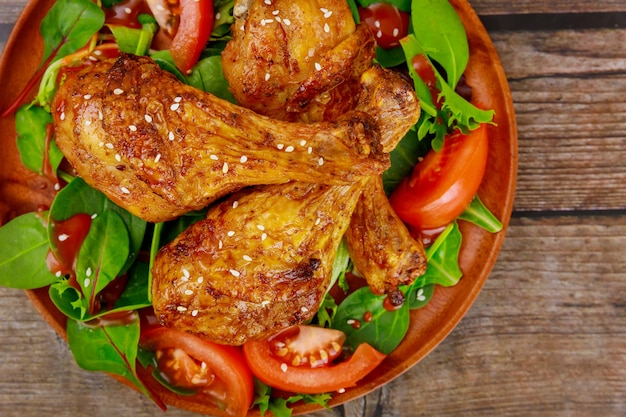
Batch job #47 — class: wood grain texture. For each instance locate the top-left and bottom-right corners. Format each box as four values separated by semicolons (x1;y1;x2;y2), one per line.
1;1;626;417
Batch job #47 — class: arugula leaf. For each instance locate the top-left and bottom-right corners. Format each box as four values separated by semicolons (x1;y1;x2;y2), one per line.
332;286;410;354
252;380;332;417
40;0;105;65
49;177;146;274
458;195;503;233
0;213;58;289
15;105;64;176
67;317;165;409
108;17;158;56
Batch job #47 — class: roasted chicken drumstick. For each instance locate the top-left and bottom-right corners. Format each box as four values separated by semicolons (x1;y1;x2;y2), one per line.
152;180;364;345
52;53;388;222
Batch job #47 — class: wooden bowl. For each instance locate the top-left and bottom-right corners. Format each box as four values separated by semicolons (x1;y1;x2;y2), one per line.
0;0;517;415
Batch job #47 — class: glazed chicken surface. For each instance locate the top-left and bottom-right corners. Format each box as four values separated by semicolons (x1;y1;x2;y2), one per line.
152;180;364;345
52;53;388;223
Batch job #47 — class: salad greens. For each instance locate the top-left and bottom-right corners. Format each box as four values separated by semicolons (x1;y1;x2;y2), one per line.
0;0;503;415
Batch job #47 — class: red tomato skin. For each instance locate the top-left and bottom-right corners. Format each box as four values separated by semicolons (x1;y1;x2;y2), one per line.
170;0;214;73
243;339;386;394
389;124;489;230
358;3;410;49
140;327;254;417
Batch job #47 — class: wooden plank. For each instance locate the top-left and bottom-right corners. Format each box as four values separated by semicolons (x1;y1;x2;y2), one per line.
1;215;624;416
490;28;626;212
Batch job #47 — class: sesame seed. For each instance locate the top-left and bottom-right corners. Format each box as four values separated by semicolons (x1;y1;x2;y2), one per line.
283;18;291;25
272;9;279;15
280;363;288;372
183;268;190;278
54;183;60;191
168;131;175;141
106;142;115;149
265;72;271;81
324;10;333;18
210;154;219;160
227;230;236;237
170;103;180;111
315;217;321;225
84;278;90;287
318;157;324;166
324;23;330;33
277;143;284;150
243;255;252;262
86;267;92;277
257;224;265;231
376;30;383;38
113;88;124;95
98;111;103;120
338;388;346;394
275;16;282;22
60;112;65;121
301;306;309;313
84;94;92;100
99;141;105;147
129;125;137;132
347;319;356;325
393;27;399;37
222;162;229;173
314;62;322;71
184;289;194;296
55;271;62;277
300;140;307;146
284;145;294;153
115;154;121;162
174;96;182;102
261;233;267;241
307;146;313;154
145;114;153;123
375;20;381;28
261;18;274;26
218;240;223;249
230;269;241;277
85;120;92;126
232;200;239;208
177;306;188;312
58;234;69;242
121;186;131;194
261;300;271;307
155;153;162;163
215;11;221;19
191;310;199;317
197;276;204;283
124;7;132;14
240;155;248;163
264;0;271;4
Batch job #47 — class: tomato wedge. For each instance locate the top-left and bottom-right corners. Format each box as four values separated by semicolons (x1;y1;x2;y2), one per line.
140;326;253;417
243;325;386;394
170;0;214;74
389;124;489;230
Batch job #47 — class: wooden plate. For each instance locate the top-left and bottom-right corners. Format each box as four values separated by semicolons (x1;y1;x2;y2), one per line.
0;0;517;415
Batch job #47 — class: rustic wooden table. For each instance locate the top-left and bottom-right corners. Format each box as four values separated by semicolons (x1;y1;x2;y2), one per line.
1;1;625;416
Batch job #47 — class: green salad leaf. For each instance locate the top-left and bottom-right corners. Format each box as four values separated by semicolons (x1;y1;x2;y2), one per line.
15;105;64;176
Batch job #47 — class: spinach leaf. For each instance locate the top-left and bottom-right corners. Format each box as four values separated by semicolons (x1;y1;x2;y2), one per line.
15;105;64;176
0;213;58;289
76;210;130;315
332;286;410;355
406;283;434;310
411;0;468;88
458;195;503;233
187;56;237;103
40;0;105;65
410;222;463;289
67;317;164;409
49;177;146;274
381;127;431;194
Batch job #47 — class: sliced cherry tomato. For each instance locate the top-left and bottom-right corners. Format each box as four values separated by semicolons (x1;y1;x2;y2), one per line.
140;326;254;417
169;0;214;74
358;3;410;49
243;325;386;394
412;53;440;107
389;124;489;230
268;325;346;368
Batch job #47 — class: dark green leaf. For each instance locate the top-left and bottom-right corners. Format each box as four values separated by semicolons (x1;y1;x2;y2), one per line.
333;286;410;354
382;127;431;194
374;45;406;68
406;283;434;309
187;56;236;103
40;0;105;64
0;213;58;289
15;105;64;176
411;222;463;289
458;195;503;233
151;50;189;83
49;177;146;274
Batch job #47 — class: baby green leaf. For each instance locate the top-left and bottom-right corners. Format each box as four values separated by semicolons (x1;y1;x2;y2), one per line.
458;195;503;233
333;287;410;354
0;213;58;289
15;105;64;176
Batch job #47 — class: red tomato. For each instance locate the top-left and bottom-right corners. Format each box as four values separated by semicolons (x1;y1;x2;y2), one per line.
140;327;254;417
389;124;489;230
268;325;346;368
243;325;386;394
412;53;440;106
358;3;410;49
169;0;214;74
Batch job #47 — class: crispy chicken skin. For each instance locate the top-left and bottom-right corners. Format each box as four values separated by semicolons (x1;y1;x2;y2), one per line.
52;53;388;223
222;0;374;121
152;180;364;345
